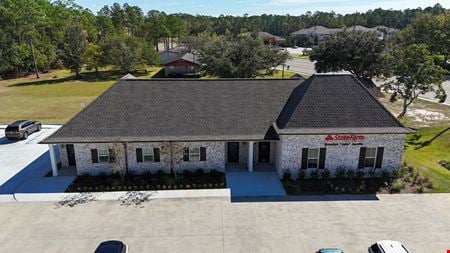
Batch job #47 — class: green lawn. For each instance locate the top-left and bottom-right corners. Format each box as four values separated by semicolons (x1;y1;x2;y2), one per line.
404;126;450;192
290;53;310;60
0;67;162;123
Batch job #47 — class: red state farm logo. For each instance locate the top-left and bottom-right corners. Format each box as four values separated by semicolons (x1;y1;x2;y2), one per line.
325;135;335;141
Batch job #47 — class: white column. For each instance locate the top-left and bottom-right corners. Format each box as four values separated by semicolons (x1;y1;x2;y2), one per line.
248;141;254;172
48;144;58;177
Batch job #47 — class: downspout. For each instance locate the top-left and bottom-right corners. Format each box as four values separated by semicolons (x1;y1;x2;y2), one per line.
123;142;129;174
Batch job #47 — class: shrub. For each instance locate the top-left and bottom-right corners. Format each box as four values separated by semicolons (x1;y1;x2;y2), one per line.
282;170;292;181
335;167;346;179
438;160;450;170
345;169;355;179
381;170;391;180
194;169;205;177
298;170;306;180
320;169;330;180
309;169;319;179
389;179;405;193
356;169;365;179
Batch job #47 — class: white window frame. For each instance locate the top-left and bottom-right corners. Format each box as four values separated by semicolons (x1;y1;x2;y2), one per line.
98;148;109;163
307;148;319;169
364;147;377;168
143;148;154;162
189;147;200;161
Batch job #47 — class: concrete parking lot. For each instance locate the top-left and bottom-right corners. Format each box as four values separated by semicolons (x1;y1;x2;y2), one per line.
0;125;74;194
0;194;449;252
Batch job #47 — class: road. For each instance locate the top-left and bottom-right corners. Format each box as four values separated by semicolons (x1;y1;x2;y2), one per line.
1;194;449;252
284;57;450;104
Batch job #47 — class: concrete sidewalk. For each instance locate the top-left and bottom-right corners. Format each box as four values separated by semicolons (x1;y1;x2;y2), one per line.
226;171;286;197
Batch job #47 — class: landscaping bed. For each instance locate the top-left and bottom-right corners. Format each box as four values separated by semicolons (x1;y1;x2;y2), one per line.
66;169;226;192
282;165;433;195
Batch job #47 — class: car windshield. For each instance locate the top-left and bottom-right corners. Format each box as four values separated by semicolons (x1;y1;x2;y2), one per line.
370;244;383;253
6;126;19;131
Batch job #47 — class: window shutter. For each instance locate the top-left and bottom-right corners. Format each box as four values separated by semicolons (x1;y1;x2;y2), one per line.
154;148;160;162
200;147;207;161
109;149;115;163
375;147;384;168
183;147;189;161
301;148;308;170
136;148;143;163
319;148;326;169
91;149;98;163
358;147;367;169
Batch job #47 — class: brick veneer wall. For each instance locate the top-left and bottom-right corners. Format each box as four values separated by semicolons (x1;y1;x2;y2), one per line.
276;134;406;179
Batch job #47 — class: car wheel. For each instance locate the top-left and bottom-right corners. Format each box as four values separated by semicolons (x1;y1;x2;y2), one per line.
22;132;28;140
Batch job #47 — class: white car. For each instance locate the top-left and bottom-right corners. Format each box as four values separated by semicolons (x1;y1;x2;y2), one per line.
369;240;410;253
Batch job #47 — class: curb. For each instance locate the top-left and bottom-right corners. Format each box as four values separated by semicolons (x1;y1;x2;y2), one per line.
1;189;231;203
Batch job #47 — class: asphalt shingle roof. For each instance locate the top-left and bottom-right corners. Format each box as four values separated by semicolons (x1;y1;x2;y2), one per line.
275;74;409;134
42;74;409;144
42;78;302;143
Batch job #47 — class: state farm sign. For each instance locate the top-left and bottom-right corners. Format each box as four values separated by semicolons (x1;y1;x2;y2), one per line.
325;135;365;141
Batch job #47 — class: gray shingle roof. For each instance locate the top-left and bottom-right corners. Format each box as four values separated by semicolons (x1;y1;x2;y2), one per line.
42;74;409;144
42;79;302;143
275;74;410;134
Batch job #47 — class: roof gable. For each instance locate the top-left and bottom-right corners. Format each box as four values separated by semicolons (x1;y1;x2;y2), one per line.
275;74;408;134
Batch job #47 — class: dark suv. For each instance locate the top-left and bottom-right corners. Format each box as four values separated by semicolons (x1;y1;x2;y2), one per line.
5;120;41;140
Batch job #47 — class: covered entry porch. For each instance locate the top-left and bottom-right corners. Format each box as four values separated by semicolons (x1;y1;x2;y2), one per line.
225;141;277;173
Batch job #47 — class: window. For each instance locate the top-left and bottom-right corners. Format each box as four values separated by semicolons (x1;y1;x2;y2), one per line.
98;149;109;163
143;148;154;162
307;148;319;169
364;148;377;168
189;147;200;161
369;244;382;253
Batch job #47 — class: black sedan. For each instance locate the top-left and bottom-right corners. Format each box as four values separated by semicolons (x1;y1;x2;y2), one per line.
94;240;128;253
5;120;41;140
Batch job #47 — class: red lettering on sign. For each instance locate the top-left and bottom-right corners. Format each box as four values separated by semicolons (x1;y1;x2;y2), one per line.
325;135;365;141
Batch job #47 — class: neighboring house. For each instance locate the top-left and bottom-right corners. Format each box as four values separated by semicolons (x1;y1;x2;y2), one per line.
257;32;286;45
160;48;200;77
42;74;410;179
291;25;396;45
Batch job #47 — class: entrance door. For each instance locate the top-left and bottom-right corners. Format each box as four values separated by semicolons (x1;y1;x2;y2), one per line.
258;142;270;163
66;144;76;166
227;142;239;163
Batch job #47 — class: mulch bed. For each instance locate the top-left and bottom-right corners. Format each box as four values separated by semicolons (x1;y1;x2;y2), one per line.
66;169;226;193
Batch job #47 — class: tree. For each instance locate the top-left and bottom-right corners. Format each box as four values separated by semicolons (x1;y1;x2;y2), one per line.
84;43;102;74
60;18;88;77
309;30;387;80
160;142;185;178
111;142;126;180
106;35;158;73
382;44;446;118
194;34;289;78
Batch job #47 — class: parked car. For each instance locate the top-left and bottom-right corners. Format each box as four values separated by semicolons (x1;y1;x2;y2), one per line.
5;120;41;140
368;240;410;253
94;240;128;253
317;248;344;253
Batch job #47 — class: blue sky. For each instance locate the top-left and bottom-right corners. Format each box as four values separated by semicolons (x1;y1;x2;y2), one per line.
75;0;450;16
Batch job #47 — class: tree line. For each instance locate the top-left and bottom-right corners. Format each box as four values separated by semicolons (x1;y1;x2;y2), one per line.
0;0;448;79
310;10;450;118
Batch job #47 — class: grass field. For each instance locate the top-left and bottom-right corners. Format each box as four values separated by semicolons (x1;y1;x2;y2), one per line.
290;53;310;60
404;126;450;192
0;68;162;123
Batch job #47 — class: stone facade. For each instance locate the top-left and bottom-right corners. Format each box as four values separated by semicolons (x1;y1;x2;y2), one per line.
65;134;405;177
276;134;406;179
72;141;226;175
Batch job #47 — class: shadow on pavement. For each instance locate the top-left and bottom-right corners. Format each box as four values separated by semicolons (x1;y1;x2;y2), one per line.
0;151;74;194
231;194;379;203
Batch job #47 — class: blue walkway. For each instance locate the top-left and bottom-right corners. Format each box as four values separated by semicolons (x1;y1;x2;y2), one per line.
226;171;286;197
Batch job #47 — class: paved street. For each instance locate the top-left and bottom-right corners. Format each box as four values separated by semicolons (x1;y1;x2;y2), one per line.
1;194;449;252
